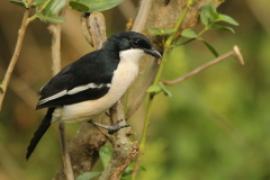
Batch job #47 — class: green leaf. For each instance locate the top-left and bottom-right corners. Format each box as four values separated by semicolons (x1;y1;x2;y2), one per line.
69;0;124;12
200;4;239;29
217;14;239;26
147;84;162;95
181;29;198;39
9;0;28;8
99;144;112;168
159;82;172;97
148;28;176;36
147;83;172;97
76;172;100;180
33;0;47;6
36;13;64;23
200;4;218;27
69;1;89;12
211;24;236;34
202;40;219;57
42;0;67;16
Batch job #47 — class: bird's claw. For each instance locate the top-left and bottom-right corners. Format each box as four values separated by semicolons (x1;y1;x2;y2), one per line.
89;119;129;134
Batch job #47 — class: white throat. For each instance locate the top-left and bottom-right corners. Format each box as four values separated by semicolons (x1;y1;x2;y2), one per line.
119;48;144;64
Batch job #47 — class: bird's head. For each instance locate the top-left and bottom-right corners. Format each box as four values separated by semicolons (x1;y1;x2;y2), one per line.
104;31;162;60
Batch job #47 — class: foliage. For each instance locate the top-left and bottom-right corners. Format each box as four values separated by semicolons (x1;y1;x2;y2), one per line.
2;0;270;180
9;0;125;23
69;0;124;12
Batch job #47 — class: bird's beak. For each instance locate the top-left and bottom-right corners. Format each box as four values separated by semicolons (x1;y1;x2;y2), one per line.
144;48;162;59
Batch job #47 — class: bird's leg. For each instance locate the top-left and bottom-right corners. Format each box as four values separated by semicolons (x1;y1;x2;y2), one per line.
88;119;129;134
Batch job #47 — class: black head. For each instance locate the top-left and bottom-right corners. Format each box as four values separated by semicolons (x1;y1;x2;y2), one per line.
104;31;161;59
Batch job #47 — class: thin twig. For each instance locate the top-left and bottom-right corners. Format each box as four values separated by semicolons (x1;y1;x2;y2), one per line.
0;10;36;111
131;4;191;179
163;45;245;85
0;65;37;107
48;24;74;180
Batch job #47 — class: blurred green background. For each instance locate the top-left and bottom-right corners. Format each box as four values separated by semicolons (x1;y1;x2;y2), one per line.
1;0;270;179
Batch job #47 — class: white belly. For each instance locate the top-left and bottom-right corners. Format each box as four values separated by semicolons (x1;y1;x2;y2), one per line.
58;49;143;122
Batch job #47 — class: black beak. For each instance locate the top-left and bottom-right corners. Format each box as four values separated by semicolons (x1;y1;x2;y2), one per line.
144;48;162;59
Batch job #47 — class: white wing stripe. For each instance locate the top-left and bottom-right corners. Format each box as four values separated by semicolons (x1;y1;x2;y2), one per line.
39;83;111;105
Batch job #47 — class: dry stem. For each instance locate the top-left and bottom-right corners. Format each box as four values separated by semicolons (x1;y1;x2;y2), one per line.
48;24;74;180
0;10;35;111
163;45;245;85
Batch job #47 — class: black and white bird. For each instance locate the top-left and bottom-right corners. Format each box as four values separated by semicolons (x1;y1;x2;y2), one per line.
26;31;161;159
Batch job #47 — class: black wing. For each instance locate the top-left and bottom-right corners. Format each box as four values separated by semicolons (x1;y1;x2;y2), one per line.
36;50;119;109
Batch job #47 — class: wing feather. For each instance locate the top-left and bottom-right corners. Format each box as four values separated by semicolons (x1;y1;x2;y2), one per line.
36;50;119;109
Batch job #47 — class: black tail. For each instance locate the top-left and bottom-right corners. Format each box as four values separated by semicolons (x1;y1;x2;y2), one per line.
26;108;55;159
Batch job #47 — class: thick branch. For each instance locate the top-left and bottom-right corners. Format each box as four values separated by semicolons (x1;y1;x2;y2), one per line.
99;102;138;180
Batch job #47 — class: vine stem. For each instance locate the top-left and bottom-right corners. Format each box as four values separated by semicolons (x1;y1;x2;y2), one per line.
0;10;36;111
131;3;190;179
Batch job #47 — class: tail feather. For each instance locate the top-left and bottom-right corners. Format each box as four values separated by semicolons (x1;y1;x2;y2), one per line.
26;108;55;159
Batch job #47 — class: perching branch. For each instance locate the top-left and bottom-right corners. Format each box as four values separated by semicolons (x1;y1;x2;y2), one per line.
84;12;139;180
55;13;110;178
163;46;245;85
0;10;36;111
99;102;139;180
48;24;74;180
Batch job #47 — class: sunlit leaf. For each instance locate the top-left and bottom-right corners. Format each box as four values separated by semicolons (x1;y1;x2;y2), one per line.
76;172;100;180
202;40;219;57
69;0;124;12
148;27;176;36
181;28;198;39
217;14;239;26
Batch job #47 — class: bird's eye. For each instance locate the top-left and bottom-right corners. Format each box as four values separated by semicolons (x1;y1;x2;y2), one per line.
132;39;142;47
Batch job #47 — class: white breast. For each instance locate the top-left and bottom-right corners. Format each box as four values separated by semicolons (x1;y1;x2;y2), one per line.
58;49;144;122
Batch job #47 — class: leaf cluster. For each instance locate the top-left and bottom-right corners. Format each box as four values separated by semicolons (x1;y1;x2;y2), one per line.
147;4;239;97
9;0;124;23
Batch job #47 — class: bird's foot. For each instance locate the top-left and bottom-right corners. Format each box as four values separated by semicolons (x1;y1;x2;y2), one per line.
89;119;129;134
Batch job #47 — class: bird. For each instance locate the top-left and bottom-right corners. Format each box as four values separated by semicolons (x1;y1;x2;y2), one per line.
26;31;161;159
